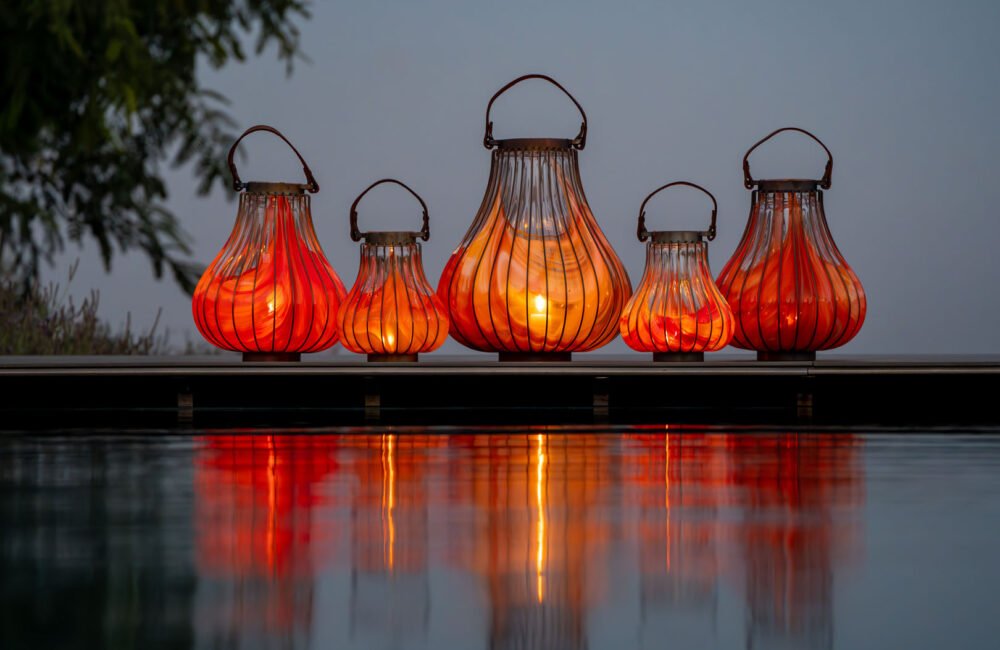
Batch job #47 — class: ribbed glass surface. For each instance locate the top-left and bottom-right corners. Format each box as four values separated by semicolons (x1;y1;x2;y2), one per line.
716;190;866;352
192;192;346;353
620;240;734;353
338;241;449;356
438;146;631;354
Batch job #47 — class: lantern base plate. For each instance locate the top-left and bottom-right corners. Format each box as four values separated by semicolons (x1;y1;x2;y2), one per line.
242;352;301;363
757;351;816;362
368;354;419;363
499;352;572;363
653;352;704;363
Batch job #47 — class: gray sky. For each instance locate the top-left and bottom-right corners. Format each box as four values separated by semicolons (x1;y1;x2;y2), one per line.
48;0;1000;356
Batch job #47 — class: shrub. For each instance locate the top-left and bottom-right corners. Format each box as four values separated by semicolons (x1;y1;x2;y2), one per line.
0;263;166;355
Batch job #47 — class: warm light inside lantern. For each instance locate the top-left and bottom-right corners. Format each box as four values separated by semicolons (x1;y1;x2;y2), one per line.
192;125;346;360
717;127;866;359
339;179;448;362
439;180;629;356
717;191;865;354
193;193;345;356
339;242;449;360
438;74;630;359
620;180;733;360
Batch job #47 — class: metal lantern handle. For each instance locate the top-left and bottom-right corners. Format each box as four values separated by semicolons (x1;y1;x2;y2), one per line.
227;124;320;193
484;74;588;150
742;127;833;190
637;181;718;242
350;178;430;242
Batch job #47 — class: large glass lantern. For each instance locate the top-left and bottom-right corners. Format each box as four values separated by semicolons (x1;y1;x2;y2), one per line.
620;182;734;361
192;125;346;361
437;74;631;361
338;179;449;362
716;128;866;361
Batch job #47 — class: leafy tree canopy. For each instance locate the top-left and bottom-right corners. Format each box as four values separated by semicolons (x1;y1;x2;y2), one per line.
0;0;309;292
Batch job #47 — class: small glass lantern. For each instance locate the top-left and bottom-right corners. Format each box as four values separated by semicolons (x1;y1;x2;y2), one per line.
192;125;346;361
620;182;734;361
716;128;866;361
337;179;449;362
437;74;632;362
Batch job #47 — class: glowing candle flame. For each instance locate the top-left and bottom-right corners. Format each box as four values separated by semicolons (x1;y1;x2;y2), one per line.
533;294;547;314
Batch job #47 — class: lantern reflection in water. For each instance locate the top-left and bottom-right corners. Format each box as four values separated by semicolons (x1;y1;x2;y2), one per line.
723;434;864;648
194;434;339;644
446;432;617;650
622;431;862;649
190;432;863;649
622;432;726;617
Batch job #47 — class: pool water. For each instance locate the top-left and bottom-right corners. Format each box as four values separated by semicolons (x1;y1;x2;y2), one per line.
2;431;999;649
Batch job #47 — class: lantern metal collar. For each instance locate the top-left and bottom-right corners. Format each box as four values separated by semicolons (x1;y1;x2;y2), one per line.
227;124;321;195
637;181;718;244
483;74;588;151
742;127;833;192
350;178;430;245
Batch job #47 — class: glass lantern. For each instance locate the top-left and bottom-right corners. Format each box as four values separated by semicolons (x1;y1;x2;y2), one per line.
716;128;866;361
620;182;734;361
191;125;346;361
437;74;632;362
337;179;449;362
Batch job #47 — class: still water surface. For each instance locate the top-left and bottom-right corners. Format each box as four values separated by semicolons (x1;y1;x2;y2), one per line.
2;431;999;649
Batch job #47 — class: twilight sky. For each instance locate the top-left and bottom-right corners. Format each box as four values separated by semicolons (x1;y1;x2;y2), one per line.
47;0;1000;356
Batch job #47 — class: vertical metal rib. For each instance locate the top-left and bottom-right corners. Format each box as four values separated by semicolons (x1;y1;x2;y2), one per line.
290;196;316;351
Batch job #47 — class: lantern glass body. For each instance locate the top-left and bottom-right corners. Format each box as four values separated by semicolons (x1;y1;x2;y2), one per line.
716;189;865;353
338;238;449;358
621;238;734;354
438;145;631;355
192;188;346;354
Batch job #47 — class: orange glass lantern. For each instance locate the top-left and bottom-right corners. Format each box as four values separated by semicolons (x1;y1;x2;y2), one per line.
192;125;346;361
716;128;866;361
437;74;631;361
337;179;449;362
620;182;734;361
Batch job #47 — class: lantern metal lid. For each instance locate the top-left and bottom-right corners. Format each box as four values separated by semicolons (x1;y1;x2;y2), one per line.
637;181;718;245
742;127;833;192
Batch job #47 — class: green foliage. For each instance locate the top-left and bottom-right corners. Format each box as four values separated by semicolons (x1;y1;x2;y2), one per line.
0;0;310;292
0;261;167;354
